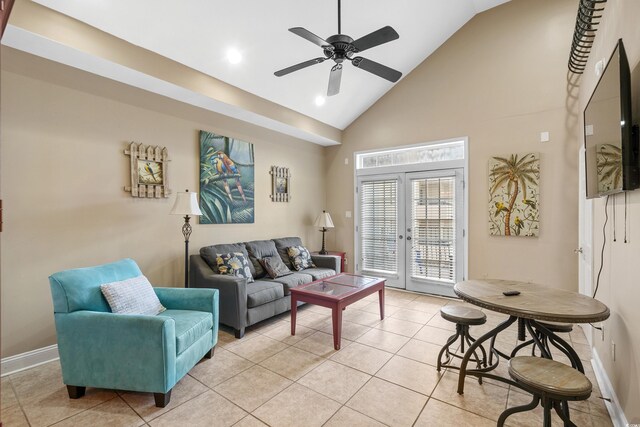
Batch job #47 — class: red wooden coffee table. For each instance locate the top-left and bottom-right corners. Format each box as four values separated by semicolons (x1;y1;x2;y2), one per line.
290;273;386;350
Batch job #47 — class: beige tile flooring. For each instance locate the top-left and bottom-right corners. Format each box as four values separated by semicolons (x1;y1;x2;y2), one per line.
1;289;614;427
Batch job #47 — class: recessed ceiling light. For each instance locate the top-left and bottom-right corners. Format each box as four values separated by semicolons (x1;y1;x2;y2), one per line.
226;48;242;64
315;95;326;106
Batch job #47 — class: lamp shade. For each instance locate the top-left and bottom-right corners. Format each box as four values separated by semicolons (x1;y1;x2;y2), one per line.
170;190;203;216
314;210;334;228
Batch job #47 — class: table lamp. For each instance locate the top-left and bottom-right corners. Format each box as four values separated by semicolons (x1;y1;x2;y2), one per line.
314;210;334;255
170;189;203;287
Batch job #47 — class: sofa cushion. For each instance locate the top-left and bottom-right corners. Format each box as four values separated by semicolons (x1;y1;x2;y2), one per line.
273;237;303;270
216;252;254;283
287;246;317;271
301;268;336;281
246;281;285;308
100;275;166;315
158;309;213;355
200;243;255;277
245;240;280;279
266;272;313;295
259;256;292;279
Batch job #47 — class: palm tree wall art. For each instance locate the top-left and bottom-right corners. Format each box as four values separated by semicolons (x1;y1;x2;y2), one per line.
595;143;622;194
488;153;540;237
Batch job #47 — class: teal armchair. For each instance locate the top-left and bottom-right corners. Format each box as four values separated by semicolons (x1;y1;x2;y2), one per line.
49;258;218;407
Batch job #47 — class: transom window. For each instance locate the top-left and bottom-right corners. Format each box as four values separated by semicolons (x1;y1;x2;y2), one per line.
356;140;464;170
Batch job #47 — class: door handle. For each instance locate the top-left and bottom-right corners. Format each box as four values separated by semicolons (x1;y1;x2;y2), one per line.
406;236;412;241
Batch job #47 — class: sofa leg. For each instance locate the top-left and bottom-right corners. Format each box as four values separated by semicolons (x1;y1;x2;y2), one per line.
154;390;172;408
204;346;215;359
234;328;245;339
66;385;86;399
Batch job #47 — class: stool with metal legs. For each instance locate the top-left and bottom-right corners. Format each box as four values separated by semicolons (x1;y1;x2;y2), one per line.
511;320;578;368
436;305;488;380
498;356;592;427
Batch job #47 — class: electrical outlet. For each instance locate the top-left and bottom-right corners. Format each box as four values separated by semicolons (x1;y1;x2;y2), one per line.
611;340;616;361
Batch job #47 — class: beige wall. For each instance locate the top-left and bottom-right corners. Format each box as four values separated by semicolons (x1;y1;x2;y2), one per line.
578;0;640;422
0;50;327;357
326;0;580;291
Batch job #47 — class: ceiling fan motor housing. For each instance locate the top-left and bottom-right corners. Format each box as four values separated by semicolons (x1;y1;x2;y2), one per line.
325;34;356;63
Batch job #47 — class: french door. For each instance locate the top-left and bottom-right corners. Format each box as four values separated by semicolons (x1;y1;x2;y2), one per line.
357;169;463;297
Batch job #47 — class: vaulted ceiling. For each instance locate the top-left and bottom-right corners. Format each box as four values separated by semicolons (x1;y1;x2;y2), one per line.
3;0;510;144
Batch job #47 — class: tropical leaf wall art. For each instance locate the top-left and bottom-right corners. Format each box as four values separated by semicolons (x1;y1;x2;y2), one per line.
199;130;255;224
488;152;540;237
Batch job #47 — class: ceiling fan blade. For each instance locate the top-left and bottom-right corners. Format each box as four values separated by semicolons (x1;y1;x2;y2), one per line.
352;57;402;82
327;64;343;96
274;57;327;77
289;27;334;50
352;26;399;52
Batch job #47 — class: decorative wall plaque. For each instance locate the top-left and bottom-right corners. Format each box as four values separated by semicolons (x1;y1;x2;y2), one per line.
124;142;171;198
270;166;291;202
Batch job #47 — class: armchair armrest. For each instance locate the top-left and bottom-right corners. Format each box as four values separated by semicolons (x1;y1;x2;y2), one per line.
54;311;176;393
154;287;218;314
189;255;247;330
311;254;341;273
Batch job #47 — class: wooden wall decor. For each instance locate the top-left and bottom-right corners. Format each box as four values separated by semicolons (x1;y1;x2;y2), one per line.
124;142;171;198
270;166;291;202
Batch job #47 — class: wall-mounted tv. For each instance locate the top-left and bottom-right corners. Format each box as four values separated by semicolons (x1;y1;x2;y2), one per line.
584;39;640;199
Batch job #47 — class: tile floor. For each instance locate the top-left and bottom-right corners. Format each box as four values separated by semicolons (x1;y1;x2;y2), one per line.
1;289;614;426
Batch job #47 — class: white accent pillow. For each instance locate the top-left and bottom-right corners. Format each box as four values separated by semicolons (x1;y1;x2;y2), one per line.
100;275;166;315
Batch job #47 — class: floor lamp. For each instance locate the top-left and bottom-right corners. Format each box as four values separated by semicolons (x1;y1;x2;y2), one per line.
314;210;334;255
170;190;203;287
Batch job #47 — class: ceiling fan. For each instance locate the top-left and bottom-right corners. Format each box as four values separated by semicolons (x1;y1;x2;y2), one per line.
274;0;402;97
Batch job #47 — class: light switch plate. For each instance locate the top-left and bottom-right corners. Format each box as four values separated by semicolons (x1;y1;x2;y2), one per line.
540;131;550;142
345;211;352;218
585;125;594;136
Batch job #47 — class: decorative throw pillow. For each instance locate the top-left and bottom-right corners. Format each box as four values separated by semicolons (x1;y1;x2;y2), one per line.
100;275;166;315
259;256;293;279
287;246;316;271
216;252;254;283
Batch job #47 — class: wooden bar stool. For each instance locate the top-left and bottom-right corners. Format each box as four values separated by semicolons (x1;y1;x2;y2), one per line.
498;356;592;427
436;305;487;375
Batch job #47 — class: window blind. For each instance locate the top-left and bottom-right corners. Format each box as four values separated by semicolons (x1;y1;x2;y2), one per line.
360;179;398;274
410;177;456;282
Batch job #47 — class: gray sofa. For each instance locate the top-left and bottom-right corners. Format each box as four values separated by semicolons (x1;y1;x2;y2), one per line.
190;236;340;338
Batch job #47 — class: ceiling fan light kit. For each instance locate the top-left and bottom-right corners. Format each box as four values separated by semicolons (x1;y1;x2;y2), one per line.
274;0;402;97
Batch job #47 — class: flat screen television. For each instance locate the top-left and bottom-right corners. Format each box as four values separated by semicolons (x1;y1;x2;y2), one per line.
584;39;639;199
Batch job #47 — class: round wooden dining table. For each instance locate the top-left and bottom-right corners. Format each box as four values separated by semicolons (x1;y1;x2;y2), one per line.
453;279;610;395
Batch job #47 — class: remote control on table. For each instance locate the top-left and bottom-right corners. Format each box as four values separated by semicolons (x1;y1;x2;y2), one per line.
503;290;521;296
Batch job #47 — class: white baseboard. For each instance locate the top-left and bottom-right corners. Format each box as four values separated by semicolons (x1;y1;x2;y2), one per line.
591;348;629;427
1;344;59;377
